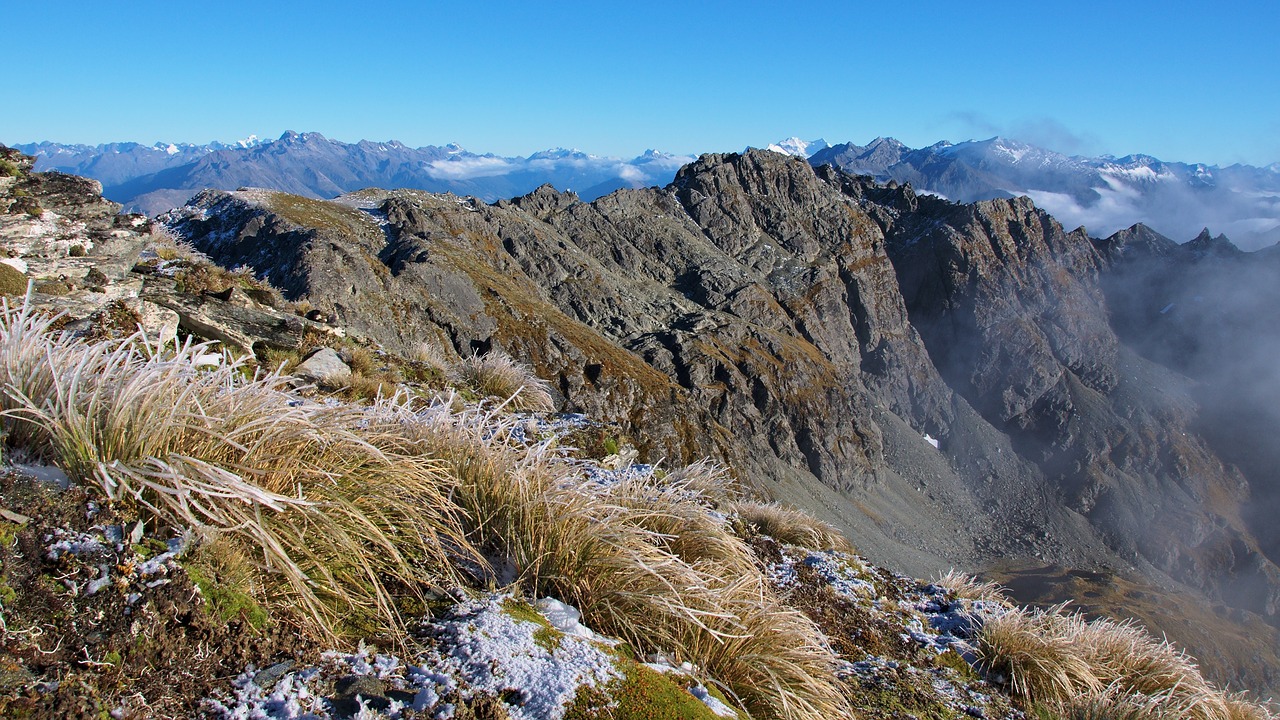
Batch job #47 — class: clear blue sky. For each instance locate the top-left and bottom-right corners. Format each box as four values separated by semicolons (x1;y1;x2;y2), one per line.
5;1;1278;166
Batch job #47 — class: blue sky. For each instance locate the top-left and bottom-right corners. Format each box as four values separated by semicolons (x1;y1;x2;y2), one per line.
6;1;1278;165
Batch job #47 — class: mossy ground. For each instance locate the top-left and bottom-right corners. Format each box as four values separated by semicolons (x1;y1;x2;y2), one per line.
565;662;736;720
0;472;306;718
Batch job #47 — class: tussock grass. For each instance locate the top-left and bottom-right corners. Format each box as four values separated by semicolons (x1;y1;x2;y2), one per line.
451;350;555;412
978;604;1102;702
978;603;1275;720
934;569;1015;608
728;499;852;552
0;299;471;643
0;298;850;719
375;399;850;720
412;337;456;373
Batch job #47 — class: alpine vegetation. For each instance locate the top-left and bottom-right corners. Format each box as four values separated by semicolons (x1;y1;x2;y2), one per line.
0;297;845;718
2;142;1276;719
975;600;1268;720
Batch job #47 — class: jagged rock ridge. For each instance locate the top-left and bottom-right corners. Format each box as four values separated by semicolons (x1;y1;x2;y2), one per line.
162;150;1280;698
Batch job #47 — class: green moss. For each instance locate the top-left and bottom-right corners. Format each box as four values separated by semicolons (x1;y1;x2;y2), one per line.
566;663;729;720
130;538;168;560
102;650;122;667
0;159;21;178
0;521;18;547
185;565;269;630
932;649;978;679
34;280;72;296
0;581;16;607
501;598;561;651
0;264;28;297
68;244;86;257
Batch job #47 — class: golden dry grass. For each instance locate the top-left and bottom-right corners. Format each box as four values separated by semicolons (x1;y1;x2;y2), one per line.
0;296;850;719
728;499;852;552
934;569;1015;608
374;398;851;720
978;603;1275;720
451;351;556;412
0;300;471;644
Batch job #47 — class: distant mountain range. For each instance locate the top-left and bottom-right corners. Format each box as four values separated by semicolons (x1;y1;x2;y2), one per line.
804;136;1280;250
15;132;694;218
15;132;1280;249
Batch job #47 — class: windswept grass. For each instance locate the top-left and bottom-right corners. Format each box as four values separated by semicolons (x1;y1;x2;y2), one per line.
372;399;850;719
977;602;1275;720
0;300;849;719
934;569;1015;608
451;350;556;412
0;299;471;643
728;500;852;553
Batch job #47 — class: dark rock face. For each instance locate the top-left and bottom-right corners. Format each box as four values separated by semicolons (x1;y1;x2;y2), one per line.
1095;222;1280;620
830;172;1277;622
165;151;1280;690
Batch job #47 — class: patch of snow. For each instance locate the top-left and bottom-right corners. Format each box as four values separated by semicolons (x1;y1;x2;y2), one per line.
769;547;875;598
1;258;29;274
536;597;600;641
11;461;72;489
689;685;738;717
923;433;940;449
424;596;619;720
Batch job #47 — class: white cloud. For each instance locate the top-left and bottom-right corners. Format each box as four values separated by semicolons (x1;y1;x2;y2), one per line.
425;156;515;180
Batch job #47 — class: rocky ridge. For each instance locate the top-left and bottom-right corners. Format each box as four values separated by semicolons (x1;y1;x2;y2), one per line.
159;149;1280;695
2;143;1279;709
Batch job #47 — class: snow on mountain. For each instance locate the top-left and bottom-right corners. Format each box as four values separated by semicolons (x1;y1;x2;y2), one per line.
16;133;696;215
765;137;830;157
14;131;1278;248
811;136;1280;250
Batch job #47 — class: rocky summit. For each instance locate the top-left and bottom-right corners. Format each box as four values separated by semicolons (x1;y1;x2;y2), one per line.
3;143;1280;716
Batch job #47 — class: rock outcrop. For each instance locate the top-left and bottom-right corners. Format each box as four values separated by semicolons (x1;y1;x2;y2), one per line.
162;150;1280;648
11;140;1280;696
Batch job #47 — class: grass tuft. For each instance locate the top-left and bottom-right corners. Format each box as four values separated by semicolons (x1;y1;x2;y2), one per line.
451;351;556;412
727;500;852;552
0;298;472;645
977;603;1274;720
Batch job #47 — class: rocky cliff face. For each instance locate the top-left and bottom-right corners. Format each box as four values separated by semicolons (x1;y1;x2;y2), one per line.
164;150;1280;692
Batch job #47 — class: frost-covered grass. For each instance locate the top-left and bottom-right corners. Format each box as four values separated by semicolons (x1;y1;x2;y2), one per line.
976;601;1275;720
728;500;851;552
450;350;556;412
377;402;851;719
0;298;847;719
0;299;470;643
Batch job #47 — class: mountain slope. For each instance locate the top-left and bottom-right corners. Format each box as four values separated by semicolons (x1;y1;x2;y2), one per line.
163;150;1280;694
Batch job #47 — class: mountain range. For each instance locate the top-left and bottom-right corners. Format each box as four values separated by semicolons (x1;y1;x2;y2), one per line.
15;132;694;217
17;132;1280;250
6;138;1280;703
151;148;1280;694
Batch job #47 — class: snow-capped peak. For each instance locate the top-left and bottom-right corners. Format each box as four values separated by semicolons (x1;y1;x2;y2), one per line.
766;137;830;158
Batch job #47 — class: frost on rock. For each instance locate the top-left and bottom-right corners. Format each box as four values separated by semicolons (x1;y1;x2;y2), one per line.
769;546;876;599
207;595;620;720
424;596;620;720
